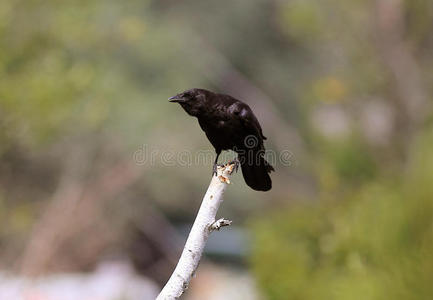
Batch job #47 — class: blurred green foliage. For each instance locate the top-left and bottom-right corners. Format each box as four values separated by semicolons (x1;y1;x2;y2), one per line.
251;128;433;300
252;129;433;300
249;0;433;298
0;0;432;297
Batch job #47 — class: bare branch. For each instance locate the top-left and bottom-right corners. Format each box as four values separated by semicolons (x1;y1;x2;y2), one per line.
156;163;235;300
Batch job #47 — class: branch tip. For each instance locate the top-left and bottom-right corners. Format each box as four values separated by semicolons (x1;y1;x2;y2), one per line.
216;162;237;184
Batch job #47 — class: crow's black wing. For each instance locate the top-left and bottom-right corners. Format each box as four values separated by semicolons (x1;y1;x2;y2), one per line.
227;101;266;147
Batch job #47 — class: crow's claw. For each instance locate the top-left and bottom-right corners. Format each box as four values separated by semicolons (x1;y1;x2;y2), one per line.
228;158;240;173
212;163;218;177
212;163;225;176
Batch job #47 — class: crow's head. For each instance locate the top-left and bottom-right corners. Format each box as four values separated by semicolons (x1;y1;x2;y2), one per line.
169;88;209;116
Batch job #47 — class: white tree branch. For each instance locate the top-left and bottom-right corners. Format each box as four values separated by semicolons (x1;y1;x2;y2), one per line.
156;163;235;300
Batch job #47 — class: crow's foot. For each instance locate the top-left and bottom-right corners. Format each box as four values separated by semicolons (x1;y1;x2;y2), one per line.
228;157;240;173
212;163;218;177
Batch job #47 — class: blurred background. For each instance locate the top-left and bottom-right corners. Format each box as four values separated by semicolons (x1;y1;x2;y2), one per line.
0;0;432;299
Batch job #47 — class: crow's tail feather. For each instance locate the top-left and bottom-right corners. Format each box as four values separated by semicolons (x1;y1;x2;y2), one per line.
239;151;274;191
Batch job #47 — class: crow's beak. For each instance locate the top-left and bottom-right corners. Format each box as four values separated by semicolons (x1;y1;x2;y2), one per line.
168;94;186;103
